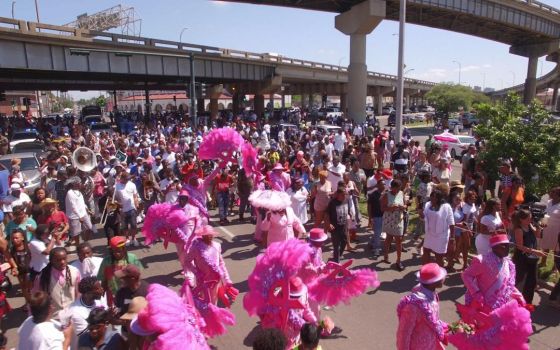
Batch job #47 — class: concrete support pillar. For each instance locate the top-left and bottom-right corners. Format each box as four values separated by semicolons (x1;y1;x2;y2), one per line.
112;90;117;111
377;93;383;116
269;94;275;111
322;94;328;107
301;94;307;108
308;94;313;108
209;98;219;119
144;89;151;116
524;55;539;104
281;94;286;109
254;94;265;117
232;93;240;114
197;98;205;115
405;95;410;108
552;83;559;111
340;94;348;114
336;0;385;123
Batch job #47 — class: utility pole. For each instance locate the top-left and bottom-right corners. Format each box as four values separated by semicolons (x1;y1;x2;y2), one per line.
395;0;406;144
189;53;197;128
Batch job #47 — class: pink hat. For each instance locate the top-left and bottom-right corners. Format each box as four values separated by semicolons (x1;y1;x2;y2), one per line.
289;276;306;297
195;225;219;237
272;163;284;171
178;189;189;197
417;263;447;285
309;228;328;243
490;234;510;247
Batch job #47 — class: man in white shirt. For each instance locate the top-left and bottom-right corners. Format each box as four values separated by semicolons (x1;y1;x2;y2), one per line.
334;129;347;154
18;291;70;350
324;138;335;160
71;242;103;278
327;156;346;190
115;173;140;247
60;276;106;350
2;183;31;217
352;124;363;138
65;177;92;248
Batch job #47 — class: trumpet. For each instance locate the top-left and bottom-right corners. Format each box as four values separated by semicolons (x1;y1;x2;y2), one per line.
100;185;119;226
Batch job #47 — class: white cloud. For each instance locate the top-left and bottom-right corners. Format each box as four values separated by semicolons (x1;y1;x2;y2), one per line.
459;65;480;72
211;1;229;6
482;64;492;68
413;68;448;81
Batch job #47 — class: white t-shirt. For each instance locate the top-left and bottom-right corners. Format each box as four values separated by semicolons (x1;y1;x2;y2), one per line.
325;143;334;159
462;202;478;229
480;213;503;232
65;189;88;220
17;317;64;350
334;133;347;152
159;178;179;204
61;298;107;350
327;163;346;189
2;193;31;213
353;125;363;137
70;256;103;278
115;181;138;212
29;239;50;272
366;176;378;196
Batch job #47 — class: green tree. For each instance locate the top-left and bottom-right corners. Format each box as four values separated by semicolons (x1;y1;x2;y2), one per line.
96;95;107;108
475;93;560;196
425;83;490;114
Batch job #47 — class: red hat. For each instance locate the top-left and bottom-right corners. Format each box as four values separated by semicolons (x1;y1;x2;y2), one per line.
110;236;126;249
178;189;189;198
490;234;510;247
289;276;306;297
309;228;328;243
417;263;447;285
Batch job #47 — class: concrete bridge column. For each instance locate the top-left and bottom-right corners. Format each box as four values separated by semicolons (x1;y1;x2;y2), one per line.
340;93;347;114
552;83;559;111
197;98;205;115
322;94;328;108
209;99;219;119
524;55;539;104
309;94;314;108
145;90;151;116
232;93;240;114
336;0;385;123
254;94;265;117
269;94;274;111
377;91;383;116
281;94;286;109
301;94;307;108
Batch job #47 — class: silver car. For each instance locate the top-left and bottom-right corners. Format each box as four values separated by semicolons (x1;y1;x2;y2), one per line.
0;152;42;191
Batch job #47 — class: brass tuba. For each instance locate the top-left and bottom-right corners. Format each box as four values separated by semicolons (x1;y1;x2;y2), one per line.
72;147;97;173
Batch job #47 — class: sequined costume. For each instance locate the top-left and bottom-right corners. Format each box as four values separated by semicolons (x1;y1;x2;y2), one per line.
260;207;305;247
461;251;525;312
397;285;447;350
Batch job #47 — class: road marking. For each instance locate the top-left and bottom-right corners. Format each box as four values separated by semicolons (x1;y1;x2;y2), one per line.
210;219;236;239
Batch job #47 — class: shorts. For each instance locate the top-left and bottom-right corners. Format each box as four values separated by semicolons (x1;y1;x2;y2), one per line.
69;216;93;237
120;209;138;231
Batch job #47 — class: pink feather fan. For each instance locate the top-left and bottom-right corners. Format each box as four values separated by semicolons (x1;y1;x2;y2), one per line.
241;141;258;176
307;260;380;307
243;240;312;319
198;128;244;163
142;203;196;246
139;284;210;350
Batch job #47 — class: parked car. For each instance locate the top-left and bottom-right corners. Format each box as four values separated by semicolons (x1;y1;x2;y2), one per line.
413;114;427;122
315;124;341;136
0;152;41;191
382;106;395;115
319;107;343;120
11;140;46;155
366;106;375;118
83;116;103;125
435;133;476;159
9;128;39;149
447;118;464;132
89;122;114;136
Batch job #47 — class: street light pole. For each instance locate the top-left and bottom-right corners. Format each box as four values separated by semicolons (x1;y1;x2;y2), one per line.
395;0;406;144
179;27;188;45
11;1;16;28
452;60;461;85
189;53;197;128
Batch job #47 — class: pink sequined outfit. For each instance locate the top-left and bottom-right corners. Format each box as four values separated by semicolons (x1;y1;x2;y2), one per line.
184;238;232;305
175;203;202;272
397;286;447;350
461;252;524;312
268;171;291;192
260;207;305;247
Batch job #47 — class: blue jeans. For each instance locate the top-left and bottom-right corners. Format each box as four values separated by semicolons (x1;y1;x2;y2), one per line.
370;216;383;251
217;191;229;220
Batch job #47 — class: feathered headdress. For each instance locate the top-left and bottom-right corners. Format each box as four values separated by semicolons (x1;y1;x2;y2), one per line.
198;128;244;164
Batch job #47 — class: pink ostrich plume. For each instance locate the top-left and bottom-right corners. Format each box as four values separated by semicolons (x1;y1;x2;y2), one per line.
307;260;380;307
142;203;196;246
138;284;210;350
241;141;258;176
198;128;244;163
243;239;312;318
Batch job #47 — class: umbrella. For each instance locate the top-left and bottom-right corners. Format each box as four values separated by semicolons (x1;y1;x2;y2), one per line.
249;189;291;211
434;131;456;143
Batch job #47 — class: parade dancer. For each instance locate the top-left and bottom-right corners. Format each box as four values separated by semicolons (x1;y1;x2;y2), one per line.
396;263;448;350
260;206;306;247
183;164;222;219
283;276;318;349
184;225;233;305
300;228;328;318
175;189;202;272
461;234;525;312
268;163;291;192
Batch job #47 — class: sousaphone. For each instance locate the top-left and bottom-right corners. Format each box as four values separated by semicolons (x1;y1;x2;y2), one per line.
72;147;97;172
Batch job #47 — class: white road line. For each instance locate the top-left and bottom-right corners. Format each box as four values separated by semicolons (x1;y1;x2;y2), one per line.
209;219;236;239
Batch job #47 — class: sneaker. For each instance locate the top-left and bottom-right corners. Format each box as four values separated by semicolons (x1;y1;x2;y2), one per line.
125;239;131;246
132;239;140;247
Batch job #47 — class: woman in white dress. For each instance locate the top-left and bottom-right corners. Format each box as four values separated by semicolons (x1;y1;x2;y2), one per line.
478;198;505;255
287;178;309;225
422;185;454;267
541;187;560;267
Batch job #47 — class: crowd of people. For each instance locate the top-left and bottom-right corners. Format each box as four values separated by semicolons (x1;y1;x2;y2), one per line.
0;107;556;349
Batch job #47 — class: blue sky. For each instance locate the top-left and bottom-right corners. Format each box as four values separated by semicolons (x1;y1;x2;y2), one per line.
3;0;560;98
